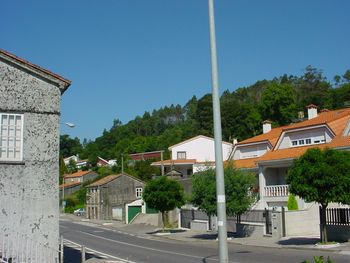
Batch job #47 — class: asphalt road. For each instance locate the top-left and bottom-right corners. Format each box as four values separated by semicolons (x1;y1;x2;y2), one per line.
60;220;349;263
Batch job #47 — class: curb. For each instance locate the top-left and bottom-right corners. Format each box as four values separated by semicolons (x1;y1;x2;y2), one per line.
60;215;349;253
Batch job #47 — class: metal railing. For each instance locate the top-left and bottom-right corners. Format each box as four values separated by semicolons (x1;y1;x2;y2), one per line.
264;184;289;197
0;232;60;263
323;207;350;226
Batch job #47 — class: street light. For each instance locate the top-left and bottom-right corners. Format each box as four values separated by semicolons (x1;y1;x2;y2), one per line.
64;122;75;128
208;0;229;262
60;122;75;213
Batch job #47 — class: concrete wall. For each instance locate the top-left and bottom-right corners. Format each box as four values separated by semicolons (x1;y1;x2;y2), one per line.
0;59;62;251
284;204;320;237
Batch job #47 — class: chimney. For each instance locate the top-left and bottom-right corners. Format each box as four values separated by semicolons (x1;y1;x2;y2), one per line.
233;138;238;145
263;120;272;134
307;104;318;120
298;111;305;119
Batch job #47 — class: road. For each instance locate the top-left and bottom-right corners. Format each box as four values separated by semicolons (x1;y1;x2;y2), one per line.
60;220;349;263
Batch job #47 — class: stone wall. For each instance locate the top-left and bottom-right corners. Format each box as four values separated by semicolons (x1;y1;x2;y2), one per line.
102;175;145;220
0;58;61;252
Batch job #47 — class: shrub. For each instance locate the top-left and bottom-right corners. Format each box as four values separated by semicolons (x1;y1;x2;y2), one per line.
287;194;298;210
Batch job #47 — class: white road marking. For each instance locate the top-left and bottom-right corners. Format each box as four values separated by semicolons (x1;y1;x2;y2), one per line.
64;239;135;263
79;230;228;262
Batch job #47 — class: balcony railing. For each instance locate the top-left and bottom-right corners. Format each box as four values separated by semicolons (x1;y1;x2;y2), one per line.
264;185;289;197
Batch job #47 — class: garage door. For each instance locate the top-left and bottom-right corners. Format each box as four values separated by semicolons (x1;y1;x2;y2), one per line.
128;206;141;223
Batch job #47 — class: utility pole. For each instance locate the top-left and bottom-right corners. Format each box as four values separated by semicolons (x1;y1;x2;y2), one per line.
208;0;229;262
121;155;124;174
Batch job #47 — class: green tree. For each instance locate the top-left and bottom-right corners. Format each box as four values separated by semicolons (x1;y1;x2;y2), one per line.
191;164;256;218
60;135;82;157
66;159;78;174
286;148;350;243
143;176;185;229
260;82;297;126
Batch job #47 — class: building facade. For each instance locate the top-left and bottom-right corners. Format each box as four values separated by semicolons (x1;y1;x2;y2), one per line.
86;173;145;221
0;49;71;260
233;105;350;209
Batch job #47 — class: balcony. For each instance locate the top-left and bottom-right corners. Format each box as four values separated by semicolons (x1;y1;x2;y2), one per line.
264;185;289;197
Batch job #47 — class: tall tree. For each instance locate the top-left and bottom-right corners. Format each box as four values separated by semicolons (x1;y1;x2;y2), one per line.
191;164;256;218
286;148;350;243
260;82;297;126
143;176;185;229
60;135;82;157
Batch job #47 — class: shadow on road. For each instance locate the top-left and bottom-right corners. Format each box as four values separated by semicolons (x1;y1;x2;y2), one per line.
63;246;104;263
278;237;319;245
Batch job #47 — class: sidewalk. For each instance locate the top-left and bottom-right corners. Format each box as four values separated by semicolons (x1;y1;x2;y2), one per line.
60;214;350;254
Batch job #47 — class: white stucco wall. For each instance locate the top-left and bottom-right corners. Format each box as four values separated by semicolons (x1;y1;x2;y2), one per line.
233;143;270;160
171;136;232;162
279;127;333;149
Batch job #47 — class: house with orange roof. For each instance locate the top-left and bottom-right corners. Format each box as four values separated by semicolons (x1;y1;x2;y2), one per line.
60;170;98;197
64;170;98;184
151;135;233;178
232;105;350;210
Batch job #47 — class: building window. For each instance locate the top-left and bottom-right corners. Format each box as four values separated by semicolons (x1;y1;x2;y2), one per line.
292;140;298;146
0;113;23;161
305;138;312;144
136;187;143;199
177;151;186;159
298;139;305;145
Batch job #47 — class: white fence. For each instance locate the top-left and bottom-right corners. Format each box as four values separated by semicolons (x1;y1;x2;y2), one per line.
0;232;60;263
264;184;289;197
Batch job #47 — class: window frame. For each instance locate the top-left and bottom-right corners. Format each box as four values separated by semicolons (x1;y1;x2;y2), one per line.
177;151;187;160
0;113;24;162
135;187;143;199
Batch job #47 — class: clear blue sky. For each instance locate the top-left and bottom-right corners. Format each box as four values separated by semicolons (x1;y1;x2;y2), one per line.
2;0;349;140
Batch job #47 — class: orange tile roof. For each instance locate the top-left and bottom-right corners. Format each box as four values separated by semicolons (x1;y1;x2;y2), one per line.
0;49;71;92
258;137;350;163
235;108;350;164
87;173;144;187
64;170;94;179
238;108;350;148
233;157;260;169
87;175;120;187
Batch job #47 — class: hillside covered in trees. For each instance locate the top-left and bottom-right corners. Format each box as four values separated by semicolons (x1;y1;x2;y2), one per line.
60;66;350;179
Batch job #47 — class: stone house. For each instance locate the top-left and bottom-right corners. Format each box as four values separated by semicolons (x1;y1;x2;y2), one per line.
64;170;98;184
0;49;71;260
60;170;98;197
86;173;145;221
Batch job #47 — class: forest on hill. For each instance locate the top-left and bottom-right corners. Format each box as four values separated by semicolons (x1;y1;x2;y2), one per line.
60;66;350;179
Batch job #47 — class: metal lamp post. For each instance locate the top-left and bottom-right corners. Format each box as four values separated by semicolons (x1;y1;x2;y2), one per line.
208;0;229;262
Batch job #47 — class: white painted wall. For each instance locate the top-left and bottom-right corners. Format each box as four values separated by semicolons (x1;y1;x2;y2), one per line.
279;127;333;149
171;136;232;162
233;143;270;160
285;204;320;237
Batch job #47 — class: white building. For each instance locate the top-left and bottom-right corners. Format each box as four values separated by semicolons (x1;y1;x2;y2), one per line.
152;135;233;177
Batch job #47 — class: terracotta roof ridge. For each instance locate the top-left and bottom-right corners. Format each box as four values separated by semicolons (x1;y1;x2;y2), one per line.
0;49;71;88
